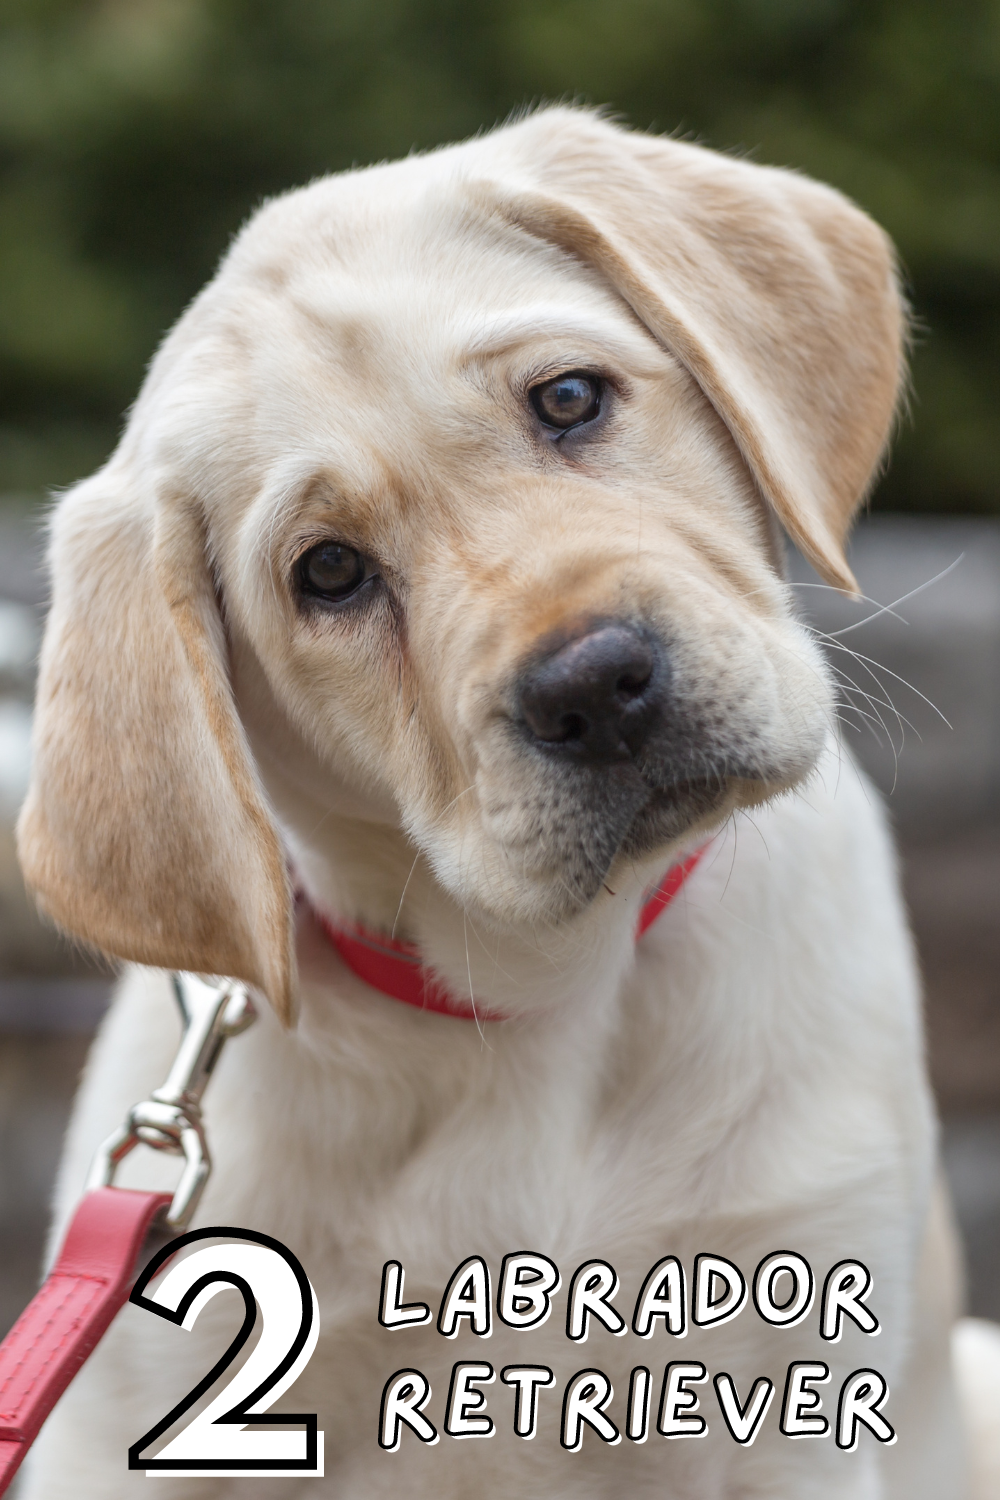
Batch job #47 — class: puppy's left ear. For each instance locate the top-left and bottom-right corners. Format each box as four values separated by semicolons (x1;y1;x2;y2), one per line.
478;110;907;592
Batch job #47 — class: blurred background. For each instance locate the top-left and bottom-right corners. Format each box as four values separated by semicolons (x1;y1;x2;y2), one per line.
0;0;998;1335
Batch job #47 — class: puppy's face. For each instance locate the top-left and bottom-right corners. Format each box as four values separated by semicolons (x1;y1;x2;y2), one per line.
19;111;903;1014
204;196;829;927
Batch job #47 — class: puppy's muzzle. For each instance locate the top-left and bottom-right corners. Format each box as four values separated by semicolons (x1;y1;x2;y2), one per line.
518;622;663;765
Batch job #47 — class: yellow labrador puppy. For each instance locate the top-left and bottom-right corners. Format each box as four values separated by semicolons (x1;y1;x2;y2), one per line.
16;107;1000;1497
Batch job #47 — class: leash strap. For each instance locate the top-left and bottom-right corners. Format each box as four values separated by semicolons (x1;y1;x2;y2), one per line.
0;972;255;1494
0;1187;172;1496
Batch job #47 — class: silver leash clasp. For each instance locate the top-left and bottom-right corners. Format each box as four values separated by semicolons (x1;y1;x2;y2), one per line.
86;973;257;1230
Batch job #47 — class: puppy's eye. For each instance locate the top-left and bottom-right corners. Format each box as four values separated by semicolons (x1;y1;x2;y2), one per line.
297;541;367;602
530;372;601;430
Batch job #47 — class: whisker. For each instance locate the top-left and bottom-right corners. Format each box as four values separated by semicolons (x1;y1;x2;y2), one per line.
833;672;903;786
829;643;952;729
781;578;909;624
816;633;949;730
468;915;516;983
462;909;489;1048
721;810;739;900
822;556;963;638
391;850;421;940
817;652;904;783
827;667;922;739
736;806;771;860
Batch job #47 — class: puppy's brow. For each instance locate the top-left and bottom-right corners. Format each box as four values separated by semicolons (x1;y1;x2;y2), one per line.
460;312;659;369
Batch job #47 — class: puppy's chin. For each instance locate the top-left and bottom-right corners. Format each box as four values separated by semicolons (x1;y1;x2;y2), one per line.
431;770;787;931
479;732;830;928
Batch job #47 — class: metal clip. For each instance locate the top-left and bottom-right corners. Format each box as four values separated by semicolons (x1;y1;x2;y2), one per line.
86;973;257;1230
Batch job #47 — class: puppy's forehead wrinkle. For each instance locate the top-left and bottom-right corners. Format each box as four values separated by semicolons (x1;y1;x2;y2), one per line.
270;211;556;337
460;307;662;369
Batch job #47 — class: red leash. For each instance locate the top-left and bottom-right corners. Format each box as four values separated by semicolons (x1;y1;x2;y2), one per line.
0;1188;171;1494
0;974;255;1495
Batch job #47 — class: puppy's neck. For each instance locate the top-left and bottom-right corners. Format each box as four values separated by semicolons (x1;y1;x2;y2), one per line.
282;810;646;1022
286;811;427;938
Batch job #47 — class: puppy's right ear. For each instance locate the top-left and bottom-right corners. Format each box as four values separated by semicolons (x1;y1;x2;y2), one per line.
16;464;296;1022
474;108;907;595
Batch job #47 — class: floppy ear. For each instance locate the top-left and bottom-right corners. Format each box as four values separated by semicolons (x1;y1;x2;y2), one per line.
16;465;296;1022
476;110;907;592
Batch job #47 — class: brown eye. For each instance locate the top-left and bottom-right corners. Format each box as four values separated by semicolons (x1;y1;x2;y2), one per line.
298;541;367;601
530;372;601;430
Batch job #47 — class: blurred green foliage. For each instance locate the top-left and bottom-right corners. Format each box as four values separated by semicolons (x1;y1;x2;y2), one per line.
1;0;998;508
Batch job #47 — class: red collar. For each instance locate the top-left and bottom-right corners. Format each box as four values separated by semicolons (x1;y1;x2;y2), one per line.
316;846;705;1022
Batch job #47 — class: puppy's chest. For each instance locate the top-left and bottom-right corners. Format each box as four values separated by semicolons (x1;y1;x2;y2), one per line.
219;1016;714;1263
208;1010;896;1326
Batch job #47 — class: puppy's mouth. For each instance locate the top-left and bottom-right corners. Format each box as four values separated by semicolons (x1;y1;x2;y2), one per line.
580;761;751;861
497;754;757;920
620;773;735;857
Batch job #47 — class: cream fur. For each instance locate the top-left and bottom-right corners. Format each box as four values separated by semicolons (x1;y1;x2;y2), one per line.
15;108;1000;1495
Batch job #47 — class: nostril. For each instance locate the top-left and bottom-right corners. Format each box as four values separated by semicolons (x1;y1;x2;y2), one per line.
554;711;589;743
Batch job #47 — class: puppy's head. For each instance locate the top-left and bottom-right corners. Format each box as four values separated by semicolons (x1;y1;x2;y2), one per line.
17;109;904;1022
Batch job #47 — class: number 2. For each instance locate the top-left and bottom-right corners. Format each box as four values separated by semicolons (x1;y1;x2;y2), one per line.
129;1226;323;1476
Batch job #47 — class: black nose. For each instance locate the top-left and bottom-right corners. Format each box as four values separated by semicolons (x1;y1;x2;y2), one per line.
518;623;660;763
